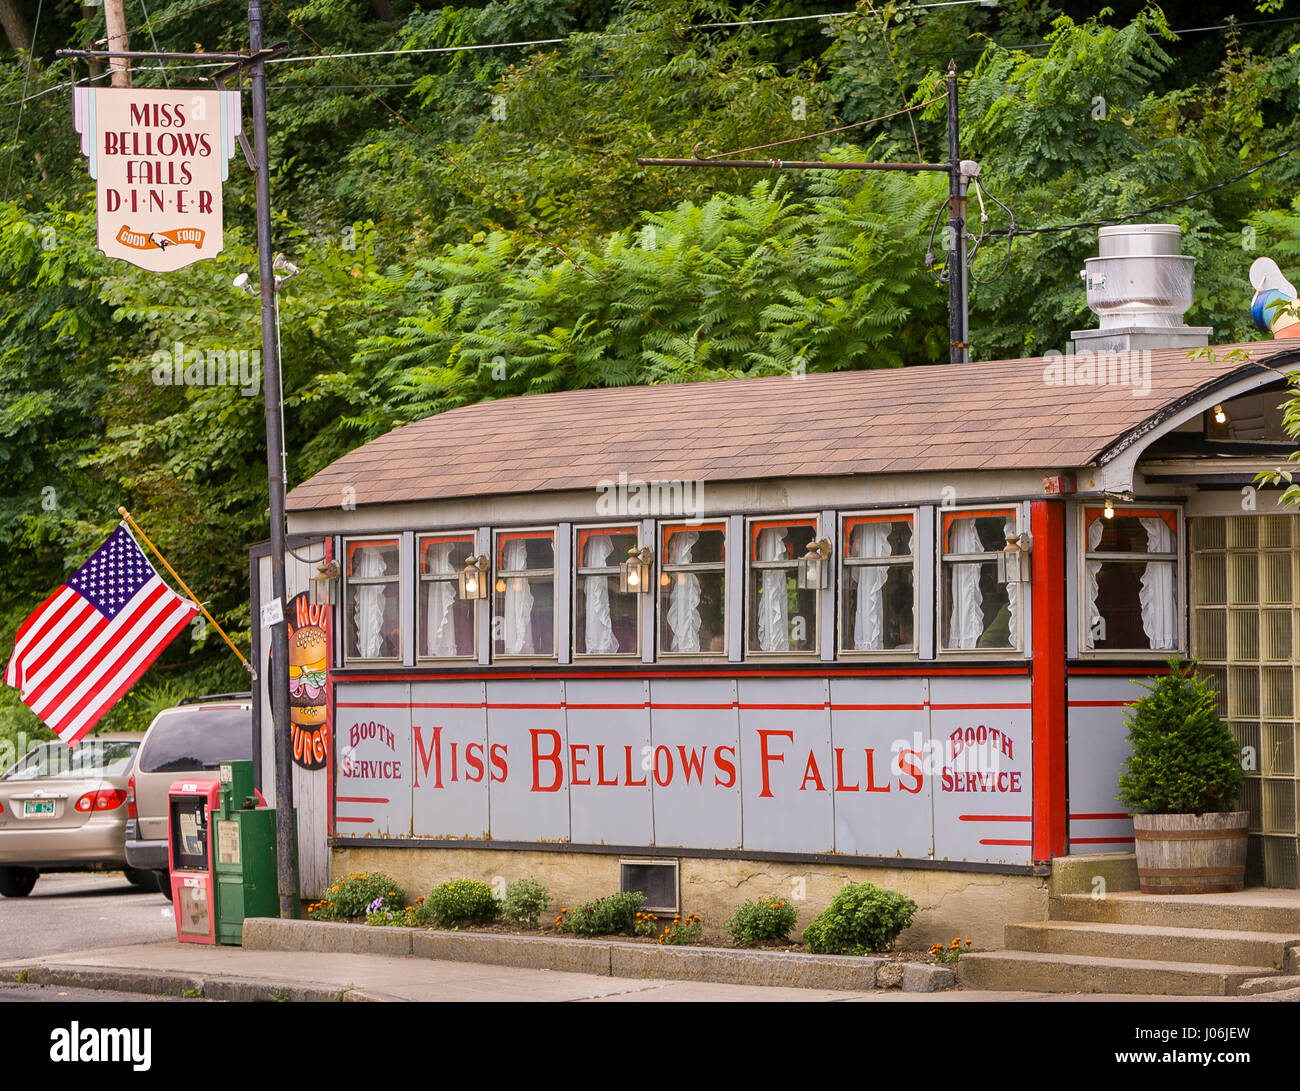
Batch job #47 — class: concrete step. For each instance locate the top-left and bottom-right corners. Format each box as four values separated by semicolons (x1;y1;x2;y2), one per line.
957;950;1270;996
1051;892;1300;934
1238;973;1300;996
1005;920;1300;971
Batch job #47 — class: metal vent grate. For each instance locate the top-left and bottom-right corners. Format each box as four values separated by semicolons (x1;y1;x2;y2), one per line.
619;859;680;915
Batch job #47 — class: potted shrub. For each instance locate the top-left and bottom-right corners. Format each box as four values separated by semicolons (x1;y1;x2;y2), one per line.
1117;658;1248;894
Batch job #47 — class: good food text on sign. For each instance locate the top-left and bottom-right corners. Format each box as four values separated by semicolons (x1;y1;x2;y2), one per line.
73;88;242;272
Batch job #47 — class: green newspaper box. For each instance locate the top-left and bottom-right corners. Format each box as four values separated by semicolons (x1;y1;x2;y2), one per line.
212;760;281;945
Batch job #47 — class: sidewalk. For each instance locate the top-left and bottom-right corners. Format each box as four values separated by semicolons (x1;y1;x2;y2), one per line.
5;929;1297;1002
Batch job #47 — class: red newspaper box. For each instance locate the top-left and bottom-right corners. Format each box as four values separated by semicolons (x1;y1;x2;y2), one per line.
167;778;221;944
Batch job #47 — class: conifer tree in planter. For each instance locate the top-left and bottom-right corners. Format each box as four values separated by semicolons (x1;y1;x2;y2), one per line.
1117;659;1248;894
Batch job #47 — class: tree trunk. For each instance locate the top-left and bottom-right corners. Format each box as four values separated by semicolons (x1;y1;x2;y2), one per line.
0;0;33;67
104;0;131;87
82;5;104;79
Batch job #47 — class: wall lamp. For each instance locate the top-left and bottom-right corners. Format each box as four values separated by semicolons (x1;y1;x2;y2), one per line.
797;538;833;590
459;554;490;600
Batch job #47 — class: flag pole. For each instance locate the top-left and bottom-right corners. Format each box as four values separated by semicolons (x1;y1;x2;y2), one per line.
117;506;255;679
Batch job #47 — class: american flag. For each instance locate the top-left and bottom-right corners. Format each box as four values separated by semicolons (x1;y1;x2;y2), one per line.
4;525;198;745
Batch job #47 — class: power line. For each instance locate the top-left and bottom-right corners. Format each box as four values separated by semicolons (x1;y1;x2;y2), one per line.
985;139;1300;239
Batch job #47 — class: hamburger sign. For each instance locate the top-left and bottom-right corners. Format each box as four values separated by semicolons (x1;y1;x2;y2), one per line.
284;593;331;771
72;87;242;272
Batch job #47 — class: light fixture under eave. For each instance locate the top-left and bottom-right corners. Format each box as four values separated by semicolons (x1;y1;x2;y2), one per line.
1213;403;1228;425
459;554;490;600
1104;498;1115;519
620;547;654;594
797;537;833;590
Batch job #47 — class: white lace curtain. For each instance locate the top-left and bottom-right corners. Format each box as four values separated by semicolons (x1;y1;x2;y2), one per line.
353;547;387;657
851;522;908;650
425;542;458;657
502;539;534;655
1139;516;1177;649
948;518;984;648
1084;517;1105;649
665;531;701;653
756;527;789;652
583;535;618;654
1004;514;1019;648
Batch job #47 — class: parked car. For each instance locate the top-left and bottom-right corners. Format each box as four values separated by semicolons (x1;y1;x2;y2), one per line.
125;694;254;900
0;733;151;897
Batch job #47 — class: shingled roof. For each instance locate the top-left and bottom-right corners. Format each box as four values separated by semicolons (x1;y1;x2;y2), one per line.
286;342;1300;512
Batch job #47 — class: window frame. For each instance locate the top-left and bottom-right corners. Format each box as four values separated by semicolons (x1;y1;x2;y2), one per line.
837;508;919;659
491;526;558;662
415;531;479;663
341;535;403;665
657;519;729;660
743;514;822;659
936;505;1024;657
572;522;643;660
1077;502;1185;658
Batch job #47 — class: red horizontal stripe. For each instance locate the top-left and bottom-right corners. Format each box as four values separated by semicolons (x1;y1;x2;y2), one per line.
834;703;927;710
335;816;375;823
1068;700;1136;707
336;796;389;804
340;666;1031;683
931;702;1031;710
1069;666;1168;676
979;838;1032;846
1070;812;1129;820
567;703;650;710
959;815;1032;822
654;703;736;710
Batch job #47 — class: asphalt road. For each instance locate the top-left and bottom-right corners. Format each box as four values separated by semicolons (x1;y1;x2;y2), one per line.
0;872;175;960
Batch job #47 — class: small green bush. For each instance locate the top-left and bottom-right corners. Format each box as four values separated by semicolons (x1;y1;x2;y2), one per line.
1118;658;1245;815
418;878;500;927
802;882;917;955
309;873;405;921
556;891;645;935
501;877;552;929
726;894;798;947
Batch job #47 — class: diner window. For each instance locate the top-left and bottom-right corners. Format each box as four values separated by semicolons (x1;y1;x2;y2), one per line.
574;526;640;657
659;522;727;656
746;517;819;655
841;513;915;653
941;509;1019;651
493;529;556;658
344;538;401;661
417;534;477;659
1083;507;1180;652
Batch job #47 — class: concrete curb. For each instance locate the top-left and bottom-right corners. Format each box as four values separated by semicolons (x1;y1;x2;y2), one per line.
242;918;951;993
1;964;375;1003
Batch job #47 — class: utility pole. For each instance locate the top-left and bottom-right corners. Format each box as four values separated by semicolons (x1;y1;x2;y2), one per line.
637;60;973;363
103;0;130;87
248;0;298;921
58;15;298;918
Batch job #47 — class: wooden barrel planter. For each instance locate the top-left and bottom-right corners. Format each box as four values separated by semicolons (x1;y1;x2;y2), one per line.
1131;812;1248;894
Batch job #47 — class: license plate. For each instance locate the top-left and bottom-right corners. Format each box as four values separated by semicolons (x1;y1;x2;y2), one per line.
23;800;55;816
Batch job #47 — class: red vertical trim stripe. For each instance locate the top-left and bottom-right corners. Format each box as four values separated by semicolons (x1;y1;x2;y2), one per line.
1031;500;1068;862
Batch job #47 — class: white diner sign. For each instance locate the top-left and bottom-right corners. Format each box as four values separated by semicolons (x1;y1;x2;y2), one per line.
72;88;242;272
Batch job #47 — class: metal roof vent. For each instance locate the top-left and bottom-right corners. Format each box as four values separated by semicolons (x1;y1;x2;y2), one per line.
1070;224;1212;353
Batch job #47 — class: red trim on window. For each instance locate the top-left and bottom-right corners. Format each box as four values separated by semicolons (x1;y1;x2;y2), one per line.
419;534;473;572
1084;507;1177;535
843;513;913;555
942;508;1016;552
1031;500;1068;863
750;518;815;556
662;522;726;562
496;529;554;567
1069;665;1170;676
346;538;398;572
577;526;637;563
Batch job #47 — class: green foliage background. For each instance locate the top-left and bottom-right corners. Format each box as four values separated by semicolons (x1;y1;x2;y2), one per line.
2;1;1300;744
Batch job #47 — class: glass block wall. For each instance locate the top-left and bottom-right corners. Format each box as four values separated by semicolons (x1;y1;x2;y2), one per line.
1191;514;1299;887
